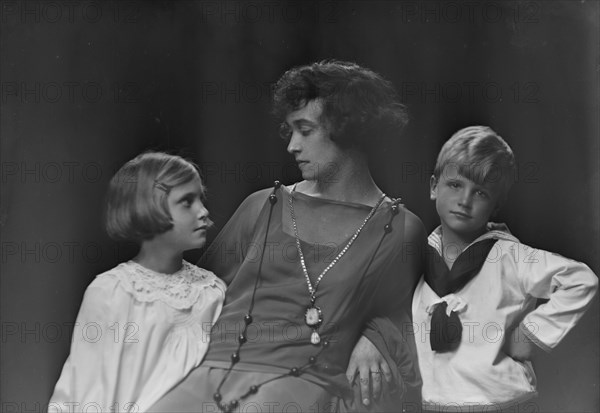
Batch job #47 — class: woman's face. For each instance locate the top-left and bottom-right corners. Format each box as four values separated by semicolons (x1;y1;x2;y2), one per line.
283;99;346;183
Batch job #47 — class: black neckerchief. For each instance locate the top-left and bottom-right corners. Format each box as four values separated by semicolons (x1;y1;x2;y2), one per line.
424;237;498;352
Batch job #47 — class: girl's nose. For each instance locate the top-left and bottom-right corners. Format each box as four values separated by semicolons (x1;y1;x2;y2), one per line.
196;201;209;219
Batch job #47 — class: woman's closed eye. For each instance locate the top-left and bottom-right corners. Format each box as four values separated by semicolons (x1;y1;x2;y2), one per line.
299;127;313;137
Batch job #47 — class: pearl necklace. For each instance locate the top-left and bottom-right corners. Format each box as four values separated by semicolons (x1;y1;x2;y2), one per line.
289;188;386;345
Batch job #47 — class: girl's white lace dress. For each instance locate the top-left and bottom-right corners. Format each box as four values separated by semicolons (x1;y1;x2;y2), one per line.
48;260;226;412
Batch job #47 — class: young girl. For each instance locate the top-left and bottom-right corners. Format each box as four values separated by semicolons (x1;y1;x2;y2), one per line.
48;152;226;413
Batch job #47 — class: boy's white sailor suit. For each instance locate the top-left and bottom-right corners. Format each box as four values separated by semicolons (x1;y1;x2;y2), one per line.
412;224;598;411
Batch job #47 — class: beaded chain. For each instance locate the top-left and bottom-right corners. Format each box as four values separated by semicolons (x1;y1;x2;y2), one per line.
212;182;332;413
211;182;401;413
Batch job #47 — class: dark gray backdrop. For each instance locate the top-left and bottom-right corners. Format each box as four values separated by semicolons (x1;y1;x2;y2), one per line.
1;1;598;411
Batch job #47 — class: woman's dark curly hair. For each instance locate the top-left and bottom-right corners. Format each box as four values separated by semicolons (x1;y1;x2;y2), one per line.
273;60;408;149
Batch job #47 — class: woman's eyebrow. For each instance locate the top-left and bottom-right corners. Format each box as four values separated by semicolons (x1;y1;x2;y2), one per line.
292;119;318;127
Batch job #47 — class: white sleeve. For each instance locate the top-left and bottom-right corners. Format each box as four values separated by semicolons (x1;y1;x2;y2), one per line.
516;244;598;352
48;276;136;413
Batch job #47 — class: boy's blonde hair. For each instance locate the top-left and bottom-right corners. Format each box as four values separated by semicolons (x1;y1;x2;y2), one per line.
433;126;516;203
105;152;204;243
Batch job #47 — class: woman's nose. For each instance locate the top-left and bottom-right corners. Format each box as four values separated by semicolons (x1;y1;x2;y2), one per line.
286;131;301;154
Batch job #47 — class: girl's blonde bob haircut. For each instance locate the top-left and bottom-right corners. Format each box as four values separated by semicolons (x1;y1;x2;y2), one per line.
105;152;204;243
433;126;516;203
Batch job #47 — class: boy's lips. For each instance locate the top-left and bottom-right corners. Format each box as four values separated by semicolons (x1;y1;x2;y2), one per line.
450;211;472;219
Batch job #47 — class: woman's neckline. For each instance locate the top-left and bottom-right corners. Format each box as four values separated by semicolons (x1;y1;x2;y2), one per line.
285;182;391;209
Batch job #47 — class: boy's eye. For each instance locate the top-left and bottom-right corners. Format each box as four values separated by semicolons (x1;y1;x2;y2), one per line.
448;181;460;189
476;190;489;198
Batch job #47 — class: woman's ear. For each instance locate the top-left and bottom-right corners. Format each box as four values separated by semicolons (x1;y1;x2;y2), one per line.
430;175;438;200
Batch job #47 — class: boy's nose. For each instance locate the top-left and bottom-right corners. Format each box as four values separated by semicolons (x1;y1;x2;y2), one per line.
458;191;473;208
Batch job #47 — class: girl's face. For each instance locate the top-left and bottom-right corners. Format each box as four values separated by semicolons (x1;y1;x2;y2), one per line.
156;175;209;252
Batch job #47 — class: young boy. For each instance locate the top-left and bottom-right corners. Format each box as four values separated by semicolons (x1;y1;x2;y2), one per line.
412;126;598;412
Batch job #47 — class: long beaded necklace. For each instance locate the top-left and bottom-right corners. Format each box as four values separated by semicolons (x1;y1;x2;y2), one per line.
211;182;398;413
213;182;332;413
289;187;386;345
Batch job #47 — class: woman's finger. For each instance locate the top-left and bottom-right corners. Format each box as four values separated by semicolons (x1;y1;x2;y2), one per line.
370;368;383;401
346;360;358;385
380;359;393;384
358;365;371;406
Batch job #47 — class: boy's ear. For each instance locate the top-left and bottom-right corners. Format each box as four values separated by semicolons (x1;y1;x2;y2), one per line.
492;197;505;218
429;175;438;200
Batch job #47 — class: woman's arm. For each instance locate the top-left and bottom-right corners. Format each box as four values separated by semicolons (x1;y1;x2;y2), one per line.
345;208;426;407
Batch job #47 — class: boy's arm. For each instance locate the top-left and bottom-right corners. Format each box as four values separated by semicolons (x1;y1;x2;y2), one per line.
515;243;598;352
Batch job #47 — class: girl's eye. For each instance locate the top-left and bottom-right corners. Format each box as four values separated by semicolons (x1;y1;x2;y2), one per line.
448;181;460;189
476;190;488;198
182;198;193;207
299;128;312;137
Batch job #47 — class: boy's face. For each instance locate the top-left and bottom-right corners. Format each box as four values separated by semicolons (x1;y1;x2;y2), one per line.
430;166;502;242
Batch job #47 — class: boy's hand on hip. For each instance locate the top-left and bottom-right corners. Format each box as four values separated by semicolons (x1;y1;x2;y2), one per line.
503;324;534;361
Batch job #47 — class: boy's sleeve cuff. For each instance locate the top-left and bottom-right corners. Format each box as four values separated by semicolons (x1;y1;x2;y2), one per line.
520;322;552;353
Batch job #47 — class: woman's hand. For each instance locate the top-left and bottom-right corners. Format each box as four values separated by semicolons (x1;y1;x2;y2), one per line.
345;335;392;406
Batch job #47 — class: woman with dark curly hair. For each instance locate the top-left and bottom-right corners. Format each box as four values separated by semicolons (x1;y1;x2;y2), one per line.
149;61;425;413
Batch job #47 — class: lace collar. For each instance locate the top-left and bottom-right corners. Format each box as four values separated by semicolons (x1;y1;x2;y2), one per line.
102;260;222;310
